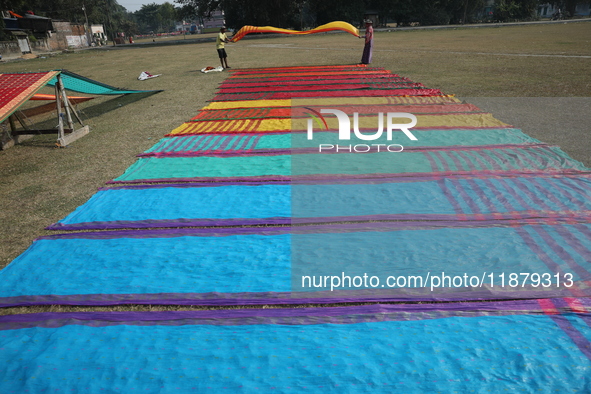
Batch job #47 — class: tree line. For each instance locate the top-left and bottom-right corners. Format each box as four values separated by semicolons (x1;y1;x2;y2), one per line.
2;0;587;40
177;0;587;29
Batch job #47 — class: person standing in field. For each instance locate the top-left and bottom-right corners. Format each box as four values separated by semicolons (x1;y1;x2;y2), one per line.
216;27;231;69
360;20;373;64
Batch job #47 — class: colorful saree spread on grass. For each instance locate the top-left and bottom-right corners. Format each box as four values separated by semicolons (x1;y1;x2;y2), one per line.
167;113;507;135
2;301;590;393
48;174;591;230
112;146;586;184
143;128;538;157
2;301;591;393
2;222;591;306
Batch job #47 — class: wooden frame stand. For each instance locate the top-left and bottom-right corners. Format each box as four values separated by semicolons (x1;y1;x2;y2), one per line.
0;74;90;149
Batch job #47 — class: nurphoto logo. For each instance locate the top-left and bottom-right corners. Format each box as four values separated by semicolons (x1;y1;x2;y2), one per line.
305;108;418;153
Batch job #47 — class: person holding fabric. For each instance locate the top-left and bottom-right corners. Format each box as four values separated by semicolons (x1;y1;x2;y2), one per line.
216;27;231;69
360;20;373;64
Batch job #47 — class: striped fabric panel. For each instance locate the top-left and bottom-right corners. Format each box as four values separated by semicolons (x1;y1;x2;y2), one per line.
212;88;443;101
424;147;585;173
517;224;591;285
152;135;261;153
438;176;591;216
167;119;266;135
191;108;287;121
219;77;416;88
383;96;459;105
217;83;427;94
212;92;275;101
227;70;390;79
224;74;413;84
228;66;381;75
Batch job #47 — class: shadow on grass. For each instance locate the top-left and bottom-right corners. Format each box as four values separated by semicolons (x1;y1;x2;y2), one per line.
77;91;162;120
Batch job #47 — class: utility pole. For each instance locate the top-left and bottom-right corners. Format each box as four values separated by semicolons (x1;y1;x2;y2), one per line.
82;4;93;46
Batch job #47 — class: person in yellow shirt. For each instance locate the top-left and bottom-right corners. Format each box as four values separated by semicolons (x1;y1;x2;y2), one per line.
216;27;231;69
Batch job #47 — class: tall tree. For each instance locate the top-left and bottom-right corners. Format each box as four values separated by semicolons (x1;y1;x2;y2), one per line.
135;3;163;32
176;0;309;29
494;0;540;21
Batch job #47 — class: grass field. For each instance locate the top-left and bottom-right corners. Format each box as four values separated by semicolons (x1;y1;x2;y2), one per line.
0;21;590;315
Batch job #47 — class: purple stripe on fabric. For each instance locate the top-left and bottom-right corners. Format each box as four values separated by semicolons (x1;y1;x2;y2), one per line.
573;224;591;245
480;178;519;212
473;150;503;171
437;179;464;215
182;145;555;157
553;225;591;271
0;286;580;314
489;149;519;170
170;135;194;151
458;150;491;173
216;135;235;151
102;181;292;190
431;151;452;171
107;175;291;184
0;299;563;327
247;135;262;151
495;178;536;212
452;150;477;171
234;135;253;151
489;148;518;170
423;151;441;172
39;217;591;243
559;177;591;198
200;134;220;152
532;226;591;280
176;134;202;152
511;146;561;168
528;177;574;211
446;150;471;172
96;173;567;188
443;151;467;171
138;149;294;158
539;146;572;167
577;313;591;330
551;179;591;209
516;226;566;275
37;226;297;240
511;178;553;211
107;170;591;186
178;135;202;152
465;178;499;213
549;314;591;361
188;134;209;151
97;183;267;192
227;135;245;151
46;217;293;231
518;149;560;168
46;212;591;232
160;135;193;154
448;178;481;215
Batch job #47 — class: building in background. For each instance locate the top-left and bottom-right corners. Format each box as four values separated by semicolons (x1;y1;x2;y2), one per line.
202;10;225;30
